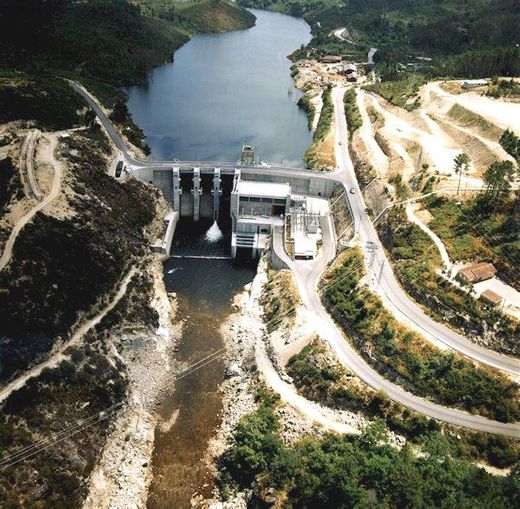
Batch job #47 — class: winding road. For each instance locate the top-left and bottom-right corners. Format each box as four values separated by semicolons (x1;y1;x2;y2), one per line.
0;134;63;272
0;268;137;405
67;80;520;436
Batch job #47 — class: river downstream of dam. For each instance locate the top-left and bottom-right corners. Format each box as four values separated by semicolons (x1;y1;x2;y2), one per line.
124;10;312;507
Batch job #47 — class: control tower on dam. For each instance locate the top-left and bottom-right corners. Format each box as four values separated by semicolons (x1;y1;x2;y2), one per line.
130;165;341;258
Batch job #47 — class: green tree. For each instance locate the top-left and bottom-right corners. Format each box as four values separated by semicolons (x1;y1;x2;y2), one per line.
453;152;470;195
483;160;517;203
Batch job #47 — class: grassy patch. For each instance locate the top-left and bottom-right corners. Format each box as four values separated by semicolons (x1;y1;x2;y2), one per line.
322;249;520;423
447;103;502;140
365;77;426;111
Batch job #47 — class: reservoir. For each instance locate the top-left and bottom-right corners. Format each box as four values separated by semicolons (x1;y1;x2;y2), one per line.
124;9;312;166
124;9;312;507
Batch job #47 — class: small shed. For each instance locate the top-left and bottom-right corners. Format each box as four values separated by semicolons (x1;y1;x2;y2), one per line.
480;289;503;307
340;63;357;74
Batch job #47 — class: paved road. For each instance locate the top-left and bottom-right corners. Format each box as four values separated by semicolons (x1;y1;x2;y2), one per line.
68;80;520;377
330;86;519;376
272;220;520;437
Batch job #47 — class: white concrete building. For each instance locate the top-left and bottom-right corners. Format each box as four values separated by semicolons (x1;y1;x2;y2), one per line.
230;179;291;258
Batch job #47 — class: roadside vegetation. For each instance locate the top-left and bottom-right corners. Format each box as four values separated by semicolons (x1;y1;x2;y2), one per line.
260;268;300;333
343;87;362;134
288;340;519;468
379;206;519;355
486;78;520;99
303;86;334;170
321;249;520;423
311;86;333;143
218;387;520;507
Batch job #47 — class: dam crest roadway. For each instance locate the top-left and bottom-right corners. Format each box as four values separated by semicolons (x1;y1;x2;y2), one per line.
67;79;520;437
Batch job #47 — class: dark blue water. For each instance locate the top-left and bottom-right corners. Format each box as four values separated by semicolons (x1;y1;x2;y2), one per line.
124;9;312;165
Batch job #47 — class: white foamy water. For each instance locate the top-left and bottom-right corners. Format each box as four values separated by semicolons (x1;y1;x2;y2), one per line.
205;221;223;243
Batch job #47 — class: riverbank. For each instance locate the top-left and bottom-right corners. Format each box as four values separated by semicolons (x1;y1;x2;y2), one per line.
201;256;518;506
84;260;181;508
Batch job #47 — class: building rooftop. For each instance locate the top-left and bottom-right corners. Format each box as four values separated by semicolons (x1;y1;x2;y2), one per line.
480;289;503;306
458;262;497;283
294;235;317;259
237;180;290;199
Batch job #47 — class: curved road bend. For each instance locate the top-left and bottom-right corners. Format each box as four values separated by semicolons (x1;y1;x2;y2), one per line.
330;87;520;377
67;80;520;377
272;224;520;438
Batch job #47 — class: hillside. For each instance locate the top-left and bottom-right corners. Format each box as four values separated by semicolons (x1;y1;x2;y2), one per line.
0;113;174;505
138;0;256;33
239;0;520;77
0;0;256;86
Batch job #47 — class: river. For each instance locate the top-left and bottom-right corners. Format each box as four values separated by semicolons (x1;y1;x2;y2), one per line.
124;9;312;166
124;9;312;508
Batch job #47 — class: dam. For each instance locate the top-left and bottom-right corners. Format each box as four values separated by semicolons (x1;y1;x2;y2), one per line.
134;163;341;259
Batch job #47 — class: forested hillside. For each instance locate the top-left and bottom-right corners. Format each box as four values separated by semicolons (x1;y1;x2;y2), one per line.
0;0;255;85
239;0;520;77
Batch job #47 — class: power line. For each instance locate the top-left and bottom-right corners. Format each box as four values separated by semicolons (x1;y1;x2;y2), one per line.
0;258;383;472
0;347;230;471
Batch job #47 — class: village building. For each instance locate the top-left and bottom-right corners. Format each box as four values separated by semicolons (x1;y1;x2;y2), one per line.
457;262;497;284
321;55;342;64
461;79;488;89
479;289;504;307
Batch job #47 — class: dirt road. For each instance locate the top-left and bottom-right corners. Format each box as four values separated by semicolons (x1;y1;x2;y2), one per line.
0;134;64;272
